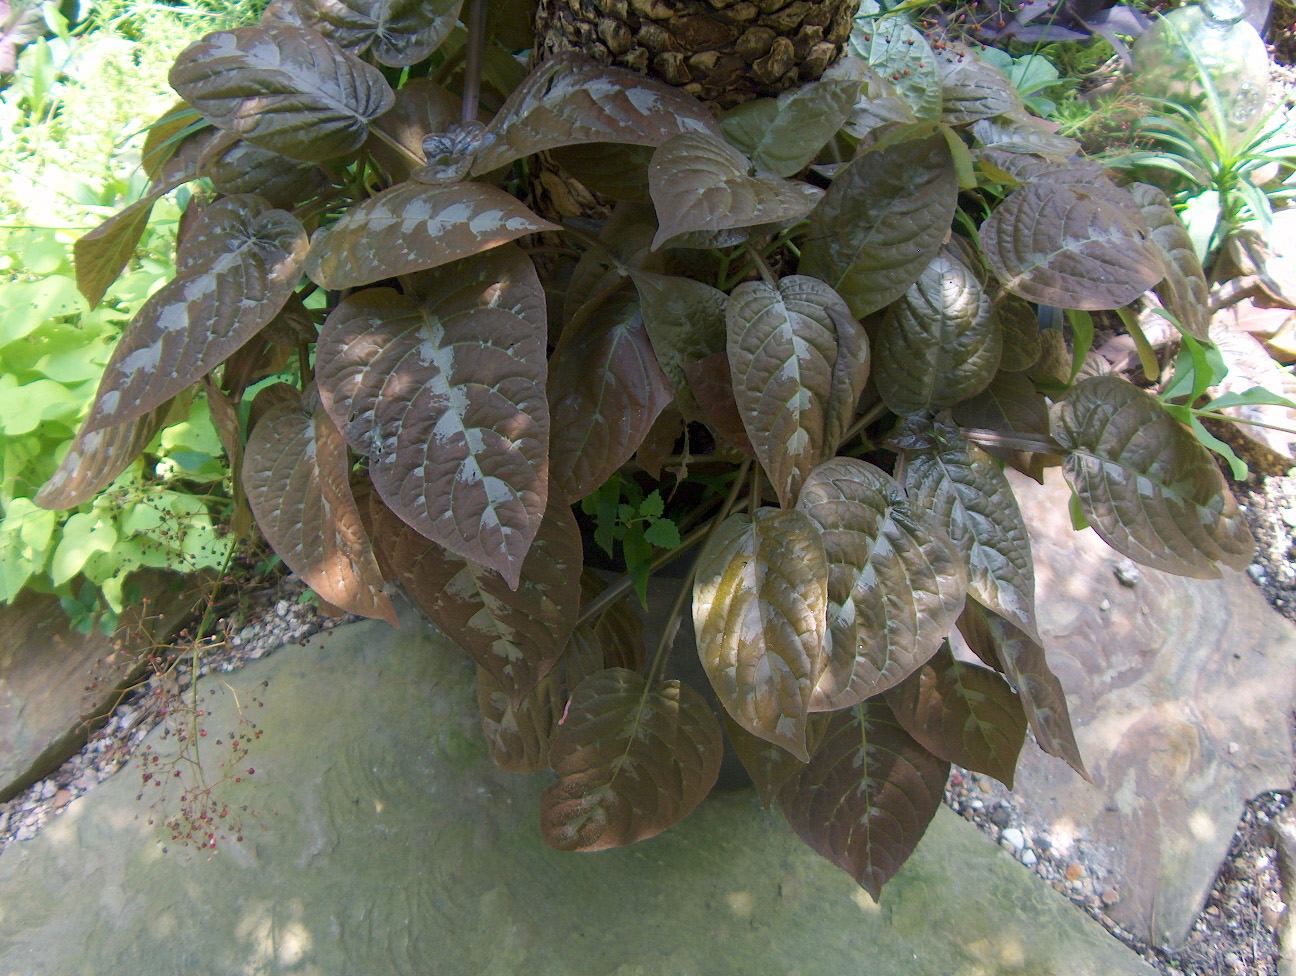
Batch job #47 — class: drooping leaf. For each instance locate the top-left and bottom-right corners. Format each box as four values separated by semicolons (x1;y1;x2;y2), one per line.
1051;373;1254;577
201;132;331;209
692;508;828;762
957;600;1086;779
800;135;957;319
476;622;605;773
778;699;950;900
979;180;1164;310
648;132;823;251
315;246;550;587
140;101;203;180
169;23;395;162
34;402;174;511
548;283;673;504
903;421;1039;638
848;8;942;122
938;52;1023;124
290;0;460;66
969;113;1080;158
721;710;829;810
796;458;966;710
82;194;307;432
720;59;867;178
629;270;727;420
304;181;558;290
682;351;757;457
540;667;723;852
874;247;1001;414
201;376;254;539
471;52;721;176
242;388;397;625
1126;181;1210;342
370;494;582;702
990;293;1041;372
74;191;169;310
727;276;869;508
883;642;1026;788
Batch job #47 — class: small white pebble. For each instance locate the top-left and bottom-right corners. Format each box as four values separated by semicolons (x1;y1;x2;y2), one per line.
1021;849;1038;867
1002;827;1026;851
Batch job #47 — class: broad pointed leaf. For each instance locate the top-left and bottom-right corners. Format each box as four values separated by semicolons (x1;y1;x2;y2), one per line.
990;294;1041;372
169;23;395;162
874;247;1001;414
34;402;174;511
1051;374;1254;577
315;246;550;587
970;113;1080;158
848;9;942;122
629;270;727;421
977;147;1107;187
74;190;169;310
242;389;396;625
471;52;721;175
548;283;673;504
370;495;582;702
1127;181;1210;342
796;458;966;710
800;135;957;318
202;132;330;209
904;422;1039;638
883;642;1026;788
727;276;869;508
979;180;1164;310
366;78;460;183
304;181;558;290
957;600;1086;778
682;351;756;457
648;132;823;251
720;59;867;178
291;0;460;66
938;53;1023;124
82;194;307;432
778;699;950;900
540;667;723;852
692;508;828;762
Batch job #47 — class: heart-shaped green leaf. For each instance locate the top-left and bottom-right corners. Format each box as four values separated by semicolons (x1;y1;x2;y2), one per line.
874;247;1001;414
290;0;460;66
305;181;559;290
727;275;870;508
796;458;967;710
778;699;950;900
884;642;1026;788
904;421;1040;639
800;134;957;318
980;180;1165;310
471;52;721;175
541;667;723;851
692;508;828;762
242;388;396;625
170;23;394;162
315;246;550;587
82;194;307;432
648;132;822;251
1052;374;1254;577
548;283;673;504
1127;181;1210;342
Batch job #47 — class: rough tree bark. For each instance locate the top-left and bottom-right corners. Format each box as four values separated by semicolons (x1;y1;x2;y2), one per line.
534;0;860;109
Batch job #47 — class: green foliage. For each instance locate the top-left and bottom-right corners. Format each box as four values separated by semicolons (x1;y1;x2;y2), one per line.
50;0;1264;897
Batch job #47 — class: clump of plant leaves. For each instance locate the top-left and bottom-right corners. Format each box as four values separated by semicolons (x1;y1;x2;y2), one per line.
40;0;1258;898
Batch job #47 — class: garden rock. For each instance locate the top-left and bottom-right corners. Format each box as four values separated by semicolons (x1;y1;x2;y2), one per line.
0;602;1155;976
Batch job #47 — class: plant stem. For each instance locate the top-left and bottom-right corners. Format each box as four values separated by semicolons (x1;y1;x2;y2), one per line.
1194;412;1296;437
745;244;778;288
959;427;1064;454
367;126;424;169
838;399;890;452
1116;306;1160;382
462;0;486;124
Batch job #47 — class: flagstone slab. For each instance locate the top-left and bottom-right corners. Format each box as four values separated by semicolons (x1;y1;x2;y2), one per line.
0;603;1154;976
998;468;1296;948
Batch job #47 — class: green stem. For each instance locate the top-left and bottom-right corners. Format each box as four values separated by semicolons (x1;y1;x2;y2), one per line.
837;399;890;453
1194;412;1296;437
1116;306;1160;382
462;0;486;125
745;244;778;288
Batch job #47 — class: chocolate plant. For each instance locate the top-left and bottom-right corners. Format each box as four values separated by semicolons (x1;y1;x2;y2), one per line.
35;0;1253;897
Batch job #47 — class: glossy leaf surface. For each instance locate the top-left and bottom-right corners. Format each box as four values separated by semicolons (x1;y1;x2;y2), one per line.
292;0;460;66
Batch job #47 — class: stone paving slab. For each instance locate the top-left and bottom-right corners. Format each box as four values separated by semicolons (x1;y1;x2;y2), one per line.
0;604;1155;976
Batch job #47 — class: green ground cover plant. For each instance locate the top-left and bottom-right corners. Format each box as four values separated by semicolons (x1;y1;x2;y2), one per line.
35;0;1272;895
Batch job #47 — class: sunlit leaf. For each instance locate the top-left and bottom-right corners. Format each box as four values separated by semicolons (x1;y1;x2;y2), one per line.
472;52;721;175
242;388;396;625
1127;182;1210;342
170;23;395;162
848;10;942;122
82;194;307;432
980;180;1164;310
34;402;174;511
648;132;822;251
727;275;869;508
874;247;1000;414
903;421;1039;638
778;699;949;900
969;113;1080;157
305;181;558;290
883;642;1026;788
800;135;956;318
1052;374;1254;577
549;283;673;504
692;508;828;762
540;667;723;851
315;246;550;587
796;457;966;710
291;0;460;66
